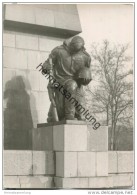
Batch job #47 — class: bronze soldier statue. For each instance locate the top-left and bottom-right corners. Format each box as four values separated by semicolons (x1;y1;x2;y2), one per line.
42;36;92;122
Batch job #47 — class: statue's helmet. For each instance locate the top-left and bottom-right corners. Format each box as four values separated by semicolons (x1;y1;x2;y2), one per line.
71;36;85;45
70;36;85;52
76;67;92;86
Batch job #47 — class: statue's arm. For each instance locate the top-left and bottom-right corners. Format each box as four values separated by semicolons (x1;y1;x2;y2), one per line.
86;55;91;68
42;47;59;72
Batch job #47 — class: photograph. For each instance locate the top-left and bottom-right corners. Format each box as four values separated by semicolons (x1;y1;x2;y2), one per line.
2;2;134;190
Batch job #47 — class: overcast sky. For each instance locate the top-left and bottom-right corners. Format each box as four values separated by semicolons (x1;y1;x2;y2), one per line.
77;4;134;87
77;4;134;55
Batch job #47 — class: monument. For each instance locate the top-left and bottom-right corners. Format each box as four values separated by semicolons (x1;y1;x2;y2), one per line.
41;36;92;122
36;36;109;188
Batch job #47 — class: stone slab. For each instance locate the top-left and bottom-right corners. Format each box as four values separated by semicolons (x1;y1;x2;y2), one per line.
53;124;87;151
16;34;38;50
32;127;53;151
35;8;55;27
117;151;134;173
3;32;15;47
112;173;133;187
39;37;62;52
54;177;88;188
78;152;96;177
4;4;81;33
19;176;54;188
5;4;36;24
4;150;32;175
3;176;20;189
27;70;40;91
108;151;118;173
37;120;104;127
3;47;27;69
96;152;108;176
56;152;77;177
87;126;108;151
89;176;113;188
32;151;54;175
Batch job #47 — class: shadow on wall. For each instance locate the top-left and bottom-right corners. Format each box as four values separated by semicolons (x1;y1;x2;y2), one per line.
4;75;37;150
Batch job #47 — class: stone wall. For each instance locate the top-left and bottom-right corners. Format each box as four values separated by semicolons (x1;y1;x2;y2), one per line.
3;4;81;149
3;123;134;189
3;150;134;188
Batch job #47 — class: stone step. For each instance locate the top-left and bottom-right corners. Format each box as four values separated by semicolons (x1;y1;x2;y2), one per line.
3;176;54;189
54;173;134;188
3;173;134;189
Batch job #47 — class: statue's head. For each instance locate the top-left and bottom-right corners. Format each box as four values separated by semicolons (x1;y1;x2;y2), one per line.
70;36;85;53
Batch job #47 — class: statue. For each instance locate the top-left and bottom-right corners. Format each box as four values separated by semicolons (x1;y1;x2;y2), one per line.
42;36;92;122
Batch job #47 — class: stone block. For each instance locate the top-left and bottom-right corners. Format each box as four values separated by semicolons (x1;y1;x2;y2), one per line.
19;176;54;188
35;8;55;27
29;91;39;111
54;177;88;188
4;150;32;175
27;50;40;70
27;70;39;91
39;36;62;52
56;152;77;177
31;110;39;128
3;48;19;69
108;151;118;174
3;32;15;47
32;151;54;175
53;124;88;151
38;91;50;110
96;152;108;176
39;71;49;92
5;4;35;24
15;49;28;70
39;51;49;63
15;69;31;92
32;127;53;151
63;4;78;14
16;34;38;50
3;176;20;189
38;110;48;124
54;11;81;31
113;173;133;187
3;68;16;91
3;47;27;69
78;152;96;177
117;151;134;173
89;176;113;188
87;126;108;151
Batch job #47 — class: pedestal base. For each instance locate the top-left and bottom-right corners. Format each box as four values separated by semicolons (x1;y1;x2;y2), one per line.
54;173;133;188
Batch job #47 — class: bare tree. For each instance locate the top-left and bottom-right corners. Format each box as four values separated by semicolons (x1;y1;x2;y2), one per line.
86;40;133;150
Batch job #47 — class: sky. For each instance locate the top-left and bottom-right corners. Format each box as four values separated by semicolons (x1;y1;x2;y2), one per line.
77;4;134;91
77;4;134;55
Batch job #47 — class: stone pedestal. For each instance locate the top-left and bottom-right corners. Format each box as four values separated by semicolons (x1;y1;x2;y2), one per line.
48;120;108;188
3;121;134;188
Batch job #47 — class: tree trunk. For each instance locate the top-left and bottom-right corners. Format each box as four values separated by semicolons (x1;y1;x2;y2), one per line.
110;125;114;150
